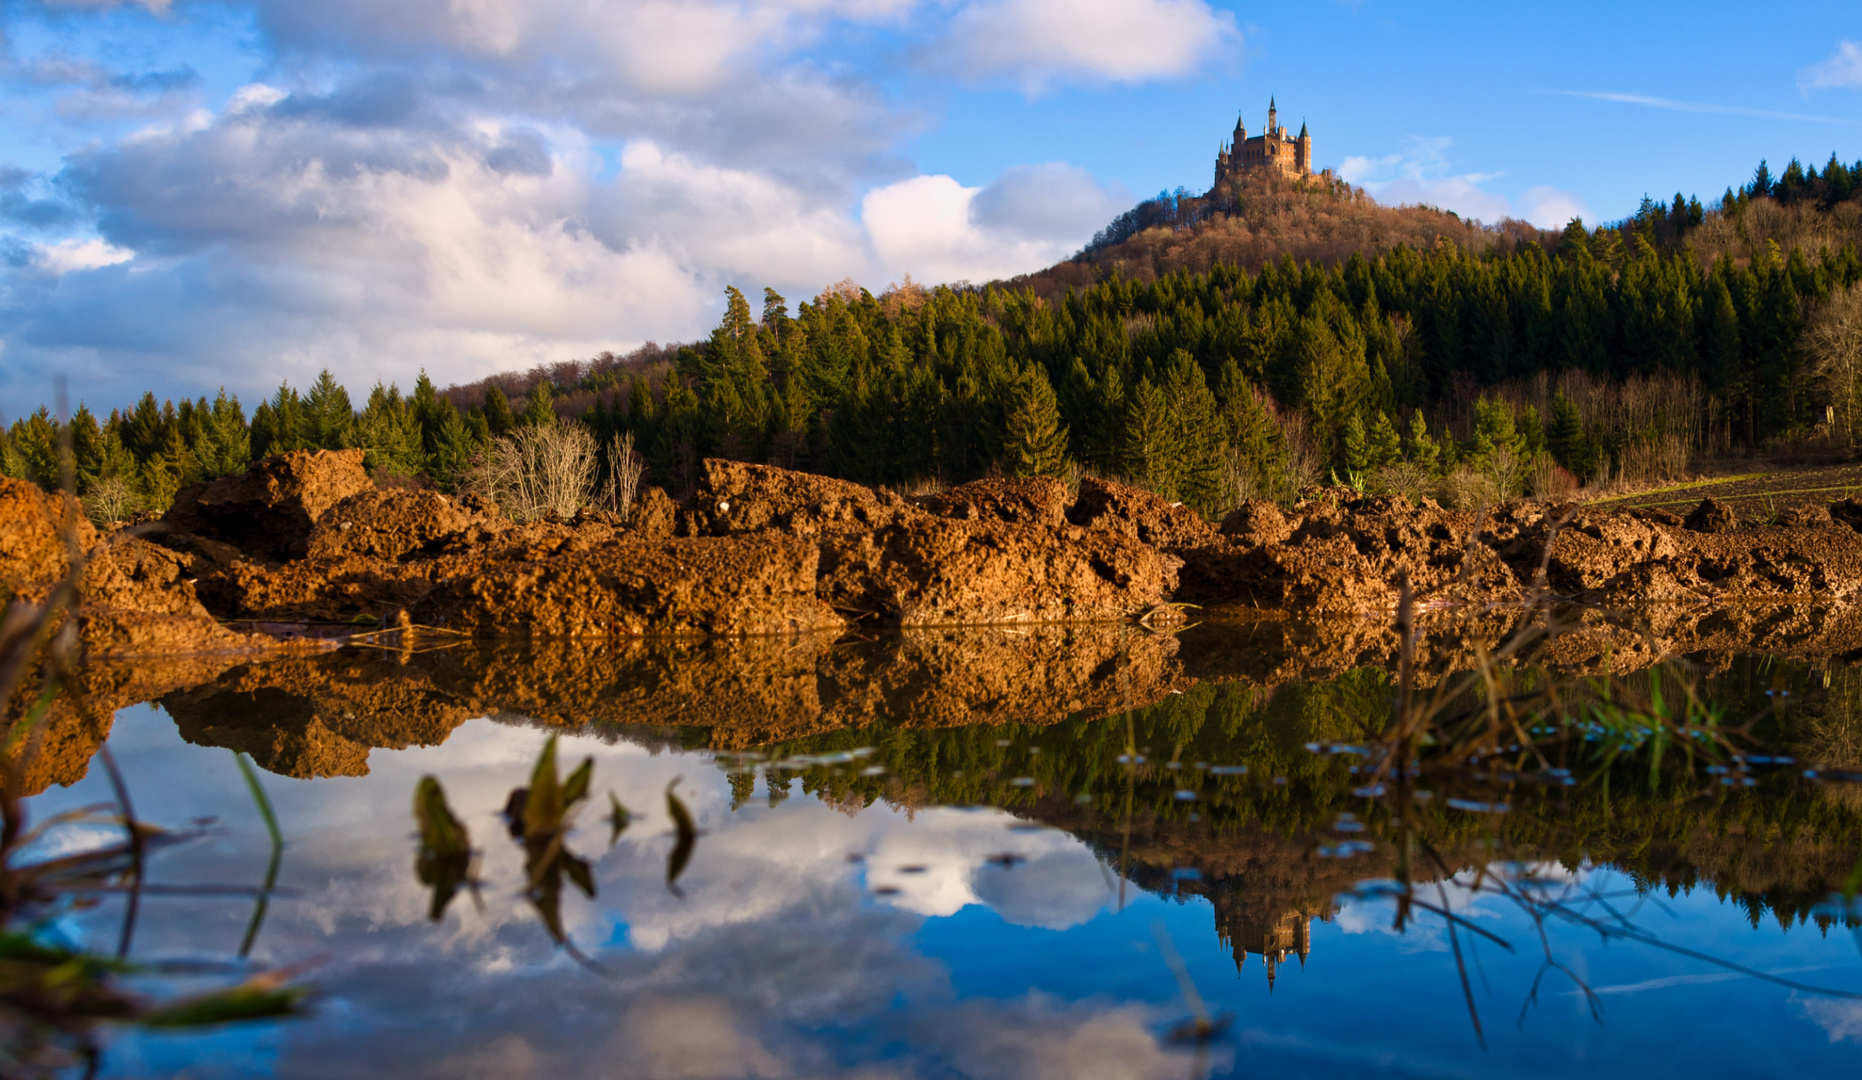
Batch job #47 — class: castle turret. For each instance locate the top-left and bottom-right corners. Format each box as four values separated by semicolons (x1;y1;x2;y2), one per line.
1296;120;1311;175
1268;96;1277;136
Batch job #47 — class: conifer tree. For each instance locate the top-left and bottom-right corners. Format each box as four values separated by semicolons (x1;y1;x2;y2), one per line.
356;383;426;477
69;404;104;493
482;387;516;436
195;389;251;479
429;403;477;491
1160;350;1223;511
521;383;556;428
1366;411;1402;470
1403;409;1440;475
301;370;354;450
1340;413;1370;480
1003;366;1071;478
1121;377;1181;500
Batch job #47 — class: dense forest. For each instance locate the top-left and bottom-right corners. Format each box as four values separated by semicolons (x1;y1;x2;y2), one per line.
7;156;1862;521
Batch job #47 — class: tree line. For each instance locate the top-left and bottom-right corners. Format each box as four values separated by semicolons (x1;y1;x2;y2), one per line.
7;160;1862;521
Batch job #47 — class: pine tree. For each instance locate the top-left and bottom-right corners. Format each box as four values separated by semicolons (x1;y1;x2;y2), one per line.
482;387;516;436
1121;377;1181;500
9;409;61;490
70;404;105;493
1366;411;1402;470
301;370;354;450
1403;409;1440;474
1003;366;1071;478
252;383;305;459
195;389;251;479
521;383;556;428
1160;350;1223;511
1340;413;1370;481
355;382;426;478
429;403;477;491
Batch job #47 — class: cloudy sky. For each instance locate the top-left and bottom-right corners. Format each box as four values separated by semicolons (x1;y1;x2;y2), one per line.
1;0;1859;411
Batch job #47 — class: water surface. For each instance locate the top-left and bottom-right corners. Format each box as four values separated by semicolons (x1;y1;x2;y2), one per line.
22;626;1862;1078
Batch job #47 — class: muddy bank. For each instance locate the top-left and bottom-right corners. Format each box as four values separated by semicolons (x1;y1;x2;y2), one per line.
16;451;1862;656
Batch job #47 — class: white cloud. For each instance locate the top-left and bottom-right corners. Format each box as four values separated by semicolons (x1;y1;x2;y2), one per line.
1801;41;1862;91
863;170;1115;283
947;0;1239;92
0;0;1156;407
1340;136;1587;229
34;237;134;275
1518;185;1589;229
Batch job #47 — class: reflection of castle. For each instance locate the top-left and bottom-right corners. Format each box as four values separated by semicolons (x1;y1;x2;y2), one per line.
1215;903;1325;990
1212;98;1330;188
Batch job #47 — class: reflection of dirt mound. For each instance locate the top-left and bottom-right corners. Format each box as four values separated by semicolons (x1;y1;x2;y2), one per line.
135;626;1188;769
161;655;478;778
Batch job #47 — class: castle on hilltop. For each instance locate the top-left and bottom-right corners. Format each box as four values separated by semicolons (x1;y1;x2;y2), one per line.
1213;98;1326;187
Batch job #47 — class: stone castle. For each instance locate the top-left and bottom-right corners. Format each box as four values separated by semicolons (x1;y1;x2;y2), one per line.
1213;98;1325;187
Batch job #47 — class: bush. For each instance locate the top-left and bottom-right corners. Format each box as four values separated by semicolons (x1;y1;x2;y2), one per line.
1436;466;1500;510
471;422;599;522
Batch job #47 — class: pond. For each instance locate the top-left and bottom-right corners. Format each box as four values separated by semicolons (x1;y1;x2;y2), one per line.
15;621;1862;1078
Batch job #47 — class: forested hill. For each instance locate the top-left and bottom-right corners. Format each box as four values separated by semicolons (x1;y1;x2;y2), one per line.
7;156;1862;528
1003;170;1548;301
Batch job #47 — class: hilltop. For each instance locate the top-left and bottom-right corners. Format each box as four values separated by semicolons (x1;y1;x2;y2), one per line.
1001;169;1550;301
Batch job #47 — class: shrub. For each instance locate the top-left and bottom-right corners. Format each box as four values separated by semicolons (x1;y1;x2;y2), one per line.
471;421;599;522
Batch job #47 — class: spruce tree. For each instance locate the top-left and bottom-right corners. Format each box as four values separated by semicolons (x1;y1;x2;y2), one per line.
1340;413;1369;481
356;382;426;477
521;383;556;428
482;387;516;436
1121;377;1181;500
1003;366;1071;478
429;404;477;491
1366;411;1401;470
301;370;354;450
1403;409;1440;474
1160;350;1223;511
196;389;251;479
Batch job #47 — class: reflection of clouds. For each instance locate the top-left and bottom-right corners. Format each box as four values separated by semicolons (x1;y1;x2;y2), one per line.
30;711;1191;1078
1799;996;1862;1043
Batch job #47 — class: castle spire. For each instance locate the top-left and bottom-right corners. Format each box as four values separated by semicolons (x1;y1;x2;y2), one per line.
1268;96;1277;134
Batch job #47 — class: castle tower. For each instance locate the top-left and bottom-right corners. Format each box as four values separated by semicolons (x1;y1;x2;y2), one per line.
1267;96;1277;136
1296;120;1311;176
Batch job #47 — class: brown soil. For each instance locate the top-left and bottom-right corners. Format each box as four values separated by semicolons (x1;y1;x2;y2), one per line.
18;451;1862;669
162;448;373;561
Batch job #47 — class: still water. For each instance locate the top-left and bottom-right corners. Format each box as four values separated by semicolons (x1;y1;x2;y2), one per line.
22;626;1862;1078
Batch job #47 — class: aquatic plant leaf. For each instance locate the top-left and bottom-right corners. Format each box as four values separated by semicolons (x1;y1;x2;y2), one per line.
666;780;696;894
413;776;473;921
562;757;594;809
607;792;631;847
563;854;595;899
523;736;563;841
143;979;309;1028
413;777;469;857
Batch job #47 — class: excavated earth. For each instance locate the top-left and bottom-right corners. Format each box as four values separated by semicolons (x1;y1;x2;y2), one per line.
15;448;1862;649
18;449;1862;787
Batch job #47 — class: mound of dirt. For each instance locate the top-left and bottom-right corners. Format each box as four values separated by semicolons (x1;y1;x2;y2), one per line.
412;535;844;636
920;477;1072;527
1069;476;1217;552
163;449;372;561
306;489;503;562
0;478;93;593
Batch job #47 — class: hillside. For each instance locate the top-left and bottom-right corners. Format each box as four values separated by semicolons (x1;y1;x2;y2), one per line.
1001;170;1551;300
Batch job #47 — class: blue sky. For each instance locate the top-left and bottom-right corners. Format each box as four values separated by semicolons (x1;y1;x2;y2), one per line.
1;0;1858;411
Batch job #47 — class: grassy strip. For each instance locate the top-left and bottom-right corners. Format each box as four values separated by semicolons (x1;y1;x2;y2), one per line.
1609;482;1862;510
1584;472;1770;505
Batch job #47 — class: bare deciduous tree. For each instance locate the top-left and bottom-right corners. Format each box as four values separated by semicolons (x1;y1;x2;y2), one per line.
607;431;645;520
471;421;599;522
1809;282;1862;445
